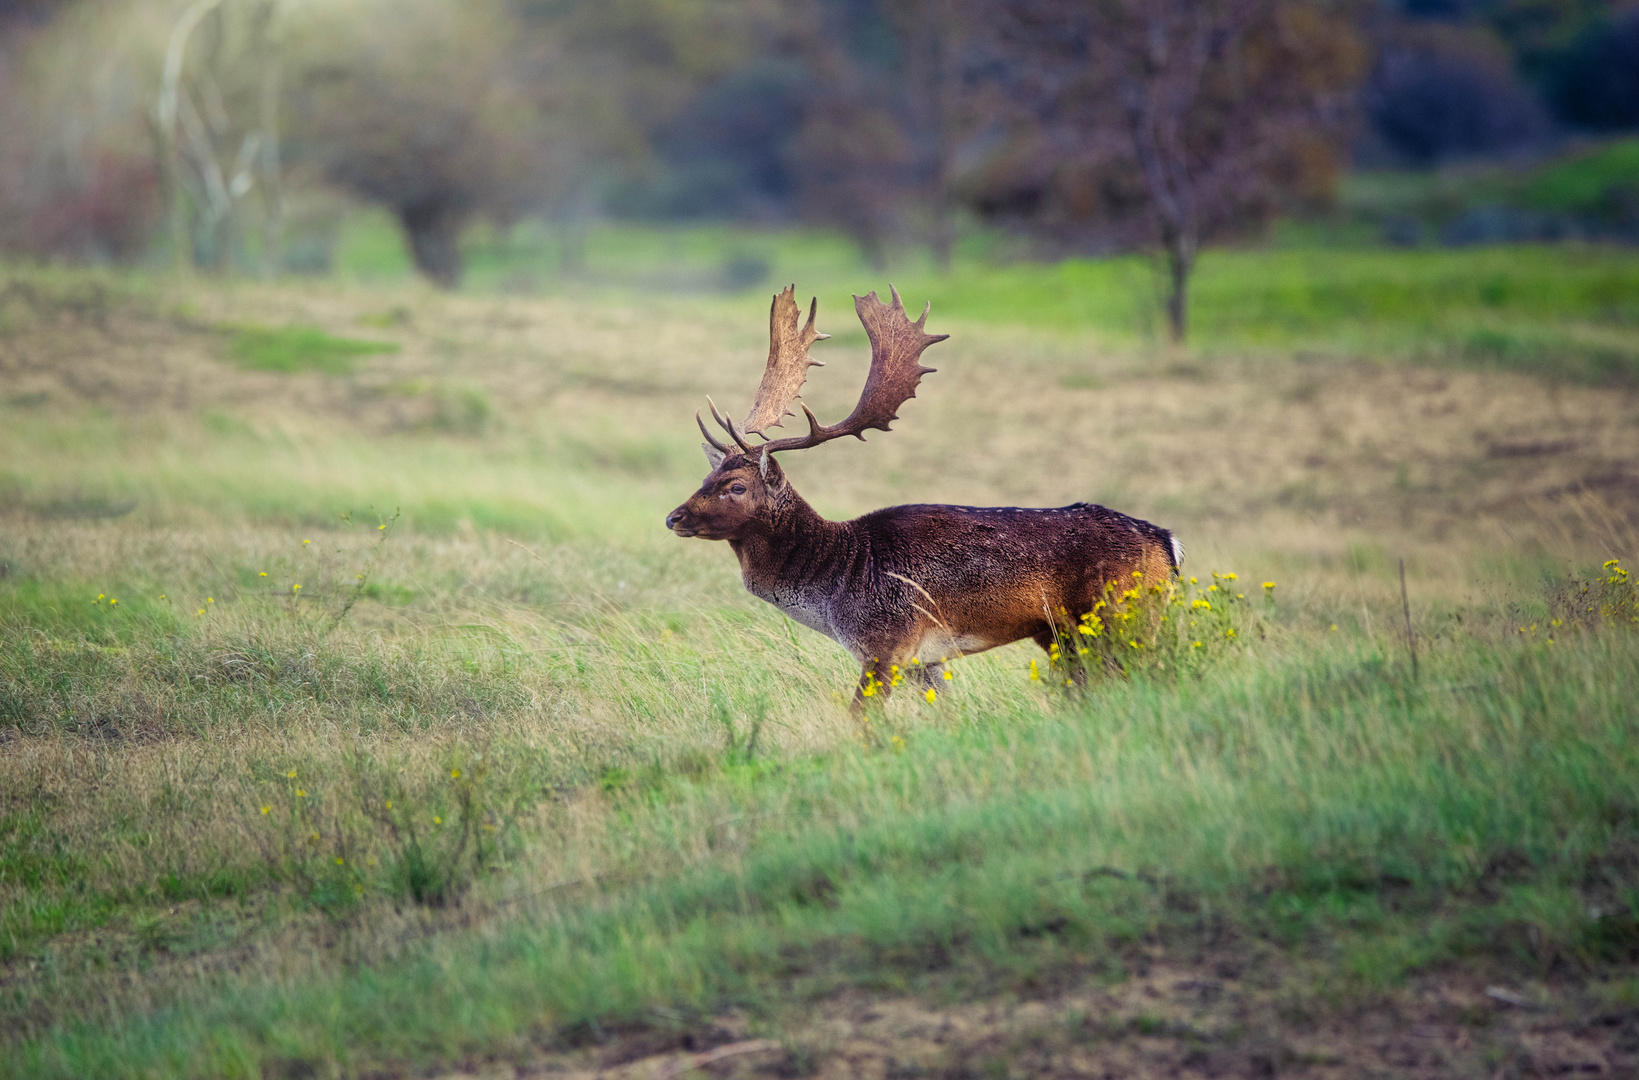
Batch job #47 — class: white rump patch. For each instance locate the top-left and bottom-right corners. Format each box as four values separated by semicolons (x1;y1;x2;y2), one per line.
1170;534;1185;567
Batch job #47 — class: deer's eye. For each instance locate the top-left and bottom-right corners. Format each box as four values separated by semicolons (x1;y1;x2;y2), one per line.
729;482;747;496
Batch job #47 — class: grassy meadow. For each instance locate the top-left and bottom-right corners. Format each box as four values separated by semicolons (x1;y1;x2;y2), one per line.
3;231;1639;1078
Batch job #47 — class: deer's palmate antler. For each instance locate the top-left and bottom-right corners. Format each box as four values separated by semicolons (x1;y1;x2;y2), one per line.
698;284;945;473
667;285;1184;712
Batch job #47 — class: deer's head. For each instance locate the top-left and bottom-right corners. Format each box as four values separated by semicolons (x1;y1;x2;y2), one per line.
666;285;947;542
665;449;789;539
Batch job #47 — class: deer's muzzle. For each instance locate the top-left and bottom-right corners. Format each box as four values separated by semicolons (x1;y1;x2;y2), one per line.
665;508;695;536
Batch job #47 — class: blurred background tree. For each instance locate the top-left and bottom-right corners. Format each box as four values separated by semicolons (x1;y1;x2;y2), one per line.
286;0;557;287
985;0;1368;341
0;0;1636;296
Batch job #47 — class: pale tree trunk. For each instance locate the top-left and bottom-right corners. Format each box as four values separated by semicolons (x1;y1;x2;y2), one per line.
259;59;284;277
156;0;223;274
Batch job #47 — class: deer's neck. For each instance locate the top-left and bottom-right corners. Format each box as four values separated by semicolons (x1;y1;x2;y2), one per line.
729;486;851;598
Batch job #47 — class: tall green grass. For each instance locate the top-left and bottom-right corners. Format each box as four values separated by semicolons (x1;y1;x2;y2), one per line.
12;608;1638;1079
3;251;1638;1076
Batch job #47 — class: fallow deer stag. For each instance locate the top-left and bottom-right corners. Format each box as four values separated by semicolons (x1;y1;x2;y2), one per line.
665;285;1183;708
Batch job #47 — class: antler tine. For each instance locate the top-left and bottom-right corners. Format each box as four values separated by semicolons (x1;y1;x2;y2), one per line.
707;395;755;454
743;286;829;437
696;410;732;455
757;285;948;457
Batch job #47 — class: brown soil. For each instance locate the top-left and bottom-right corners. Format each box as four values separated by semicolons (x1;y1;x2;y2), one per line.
434;960;1639;1080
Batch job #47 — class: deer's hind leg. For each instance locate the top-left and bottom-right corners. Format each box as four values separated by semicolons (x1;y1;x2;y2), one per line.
1031;626;1089;688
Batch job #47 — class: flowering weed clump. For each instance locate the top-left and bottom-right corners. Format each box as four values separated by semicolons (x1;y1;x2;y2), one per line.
1508;558;1637;644
255;754;515;913
1046;569;1271;686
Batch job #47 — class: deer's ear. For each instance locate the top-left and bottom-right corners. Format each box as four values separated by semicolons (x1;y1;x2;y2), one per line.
759;450;785;490
702;443;727;470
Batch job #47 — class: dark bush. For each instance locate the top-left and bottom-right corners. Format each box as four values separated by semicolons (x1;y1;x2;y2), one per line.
1547;9;1639;132
1365;44;1549;164
645;60;811;220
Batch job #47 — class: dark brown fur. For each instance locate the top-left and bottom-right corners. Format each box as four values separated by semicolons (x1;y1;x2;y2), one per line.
666;451;1179;708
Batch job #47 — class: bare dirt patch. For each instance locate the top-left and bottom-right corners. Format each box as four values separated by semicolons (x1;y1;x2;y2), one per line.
443;960;1638;1079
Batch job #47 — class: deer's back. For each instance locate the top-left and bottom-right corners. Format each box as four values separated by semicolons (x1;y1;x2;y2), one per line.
838;502;1179;656
854;502;1175;579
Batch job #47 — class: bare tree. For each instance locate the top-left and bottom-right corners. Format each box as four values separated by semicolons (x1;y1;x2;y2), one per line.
993;0;1366;342
880;0;984;270
789;91;912;271
287;0;562;288
776;1;914;271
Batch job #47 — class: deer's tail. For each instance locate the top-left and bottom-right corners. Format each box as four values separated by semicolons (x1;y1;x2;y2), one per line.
1165;531;1184;573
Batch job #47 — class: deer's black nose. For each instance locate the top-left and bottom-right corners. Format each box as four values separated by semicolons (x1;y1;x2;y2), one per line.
665;509;685;530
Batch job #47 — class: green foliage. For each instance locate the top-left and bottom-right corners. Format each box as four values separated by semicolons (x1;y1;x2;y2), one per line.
1342;137;1639;234
324;216;1639;383
226;325;399;375
1519;139;1639;217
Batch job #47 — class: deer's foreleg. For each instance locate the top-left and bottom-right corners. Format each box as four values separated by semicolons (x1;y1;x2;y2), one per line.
852;657;888;713
841;605;928;713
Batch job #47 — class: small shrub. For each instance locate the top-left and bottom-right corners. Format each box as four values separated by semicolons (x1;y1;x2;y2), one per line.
1047;569;1270;686
1512;558;1639;643
256;754;514;913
